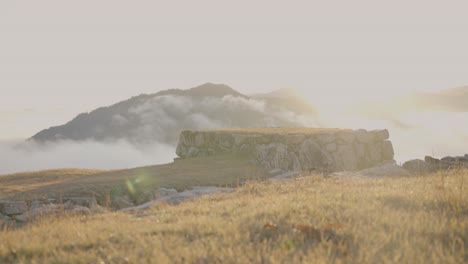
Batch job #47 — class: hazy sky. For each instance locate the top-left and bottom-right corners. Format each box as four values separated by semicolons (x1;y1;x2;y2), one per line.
1;0;468;139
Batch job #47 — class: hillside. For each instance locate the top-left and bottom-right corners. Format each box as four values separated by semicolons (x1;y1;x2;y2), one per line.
30;83;318;144
0;154;265;209
1;170;466;263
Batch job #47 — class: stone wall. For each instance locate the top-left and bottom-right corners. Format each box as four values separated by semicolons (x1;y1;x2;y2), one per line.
176;128;394;172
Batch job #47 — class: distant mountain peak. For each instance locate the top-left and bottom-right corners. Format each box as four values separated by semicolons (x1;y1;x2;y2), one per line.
30;83;318;144
155;83;246;98
251;87;303;99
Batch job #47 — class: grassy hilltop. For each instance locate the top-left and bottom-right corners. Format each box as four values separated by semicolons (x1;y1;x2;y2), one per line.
0;155;262;209
1;169;466;263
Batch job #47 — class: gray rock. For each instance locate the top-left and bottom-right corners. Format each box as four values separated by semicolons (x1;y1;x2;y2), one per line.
176;128;395;174
187;147;200;157
367;143;383;162
0;201;27;216
114;195;135;209
15;204;63;222
63;197;98;209
194;133;205;147
324;143;337;153
255;143;291;171
70;206;92;215
0;212;11;221
238;144;252;155
335;145;358;171
175;143;187;158
354;143;366;159
337;132;355;144
214;133;233;148
382;140;395;160
355;129;374;144
442;155;468;163
291;152;302;171
268;169;285;176
233;134;249;146
154;188;178;198
298;139;334;170
372;129;390;141
286;134;306;145
316;134;336;145
402;159;434;174
120;186;235;212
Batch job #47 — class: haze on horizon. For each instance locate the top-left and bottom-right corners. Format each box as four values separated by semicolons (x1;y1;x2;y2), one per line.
0;1;467;173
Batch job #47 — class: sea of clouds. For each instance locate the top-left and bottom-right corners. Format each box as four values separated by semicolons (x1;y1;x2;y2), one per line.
0;94;466;174
0;139;175;174
0;94;318;174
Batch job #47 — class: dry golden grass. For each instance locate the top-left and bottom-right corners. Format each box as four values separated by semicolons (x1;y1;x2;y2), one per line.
0;155;264;208
1;169;466;263
0;169;105;200
205;127;351;134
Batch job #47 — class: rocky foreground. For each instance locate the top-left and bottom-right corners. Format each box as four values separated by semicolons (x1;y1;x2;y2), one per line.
2;127;465;226
403;154;468;174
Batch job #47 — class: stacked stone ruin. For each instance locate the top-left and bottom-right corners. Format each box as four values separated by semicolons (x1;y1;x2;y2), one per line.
176;128;394;173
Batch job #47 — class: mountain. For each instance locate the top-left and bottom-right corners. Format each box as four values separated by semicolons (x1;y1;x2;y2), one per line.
31;83;318;145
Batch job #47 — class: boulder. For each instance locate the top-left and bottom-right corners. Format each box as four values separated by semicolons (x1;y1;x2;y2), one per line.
355;129;374;144
0;212;11;221
372;129;390;141
367;144;382;163
298;139;334;170
335;145;358;171
286;134;306;145
63;197;98;209
217;134;234;149
194;133;205;147
337;132;355;144
402;159;434;174
324;143;337;153
70;206;92;215
255;143;291;171
0;201;27;216
154;188;178;198
382;141;394;160
316;134;336;145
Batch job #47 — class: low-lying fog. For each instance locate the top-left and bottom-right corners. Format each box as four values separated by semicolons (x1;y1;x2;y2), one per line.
0;140;175;174
0;105;466;175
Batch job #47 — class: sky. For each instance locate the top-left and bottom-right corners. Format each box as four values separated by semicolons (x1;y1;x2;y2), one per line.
1;0;468;140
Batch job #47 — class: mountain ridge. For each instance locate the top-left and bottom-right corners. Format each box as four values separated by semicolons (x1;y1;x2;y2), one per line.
30;83;318;144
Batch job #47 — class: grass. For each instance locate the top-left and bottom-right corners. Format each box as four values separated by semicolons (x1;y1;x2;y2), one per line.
0;169;105;199
0;155;265;208
0;169;466;263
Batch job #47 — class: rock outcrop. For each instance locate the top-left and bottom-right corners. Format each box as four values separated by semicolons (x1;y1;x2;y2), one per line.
0;197;100;223
403;154;468;174
176;128;394;173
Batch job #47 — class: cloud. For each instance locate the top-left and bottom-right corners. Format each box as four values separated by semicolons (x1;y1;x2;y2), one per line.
124;94;318;143
2;93;319;174
0;140;175;175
